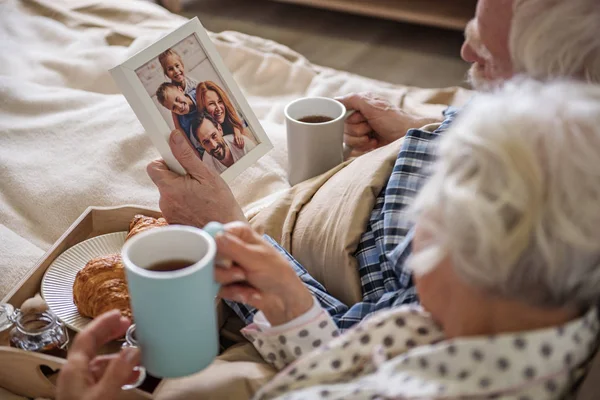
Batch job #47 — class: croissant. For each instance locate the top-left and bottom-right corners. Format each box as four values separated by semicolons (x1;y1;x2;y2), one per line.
73;254;132;320
126;214;168;241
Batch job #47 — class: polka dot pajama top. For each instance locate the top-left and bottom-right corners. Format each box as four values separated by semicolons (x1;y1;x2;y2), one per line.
242;301;599;399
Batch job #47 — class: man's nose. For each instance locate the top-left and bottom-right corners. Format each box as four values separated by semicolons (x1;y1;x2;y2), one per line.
461;41;473;63
461;42;482;65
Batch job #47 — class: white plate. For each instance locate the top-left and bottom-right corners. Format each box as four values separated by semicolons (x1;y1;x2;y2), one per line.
41;232;128;332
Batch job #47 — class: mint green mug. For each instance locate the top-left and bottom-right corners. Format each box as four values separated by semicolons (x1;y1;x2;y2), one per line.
121;222;224;379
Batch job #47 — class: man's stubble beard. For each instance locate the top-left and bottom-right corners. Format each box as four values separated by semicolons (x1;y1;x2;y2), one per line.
210;141;227;161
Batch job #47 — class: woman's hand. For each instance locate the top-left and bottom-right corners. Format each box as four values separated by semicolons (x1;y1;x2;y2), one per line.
214;222;314;326
147;130;246;227
337;92;440;157
233;130;245;149
56;310;140;400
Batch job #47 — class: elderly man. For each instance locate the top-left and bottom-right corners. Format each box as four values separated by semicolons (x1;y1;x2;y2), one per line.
191;112;256;173
147;0;600;330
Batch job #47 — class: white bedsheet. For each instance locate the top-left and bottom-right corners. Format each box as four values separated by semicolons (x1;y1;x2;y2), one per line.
0;0;471;302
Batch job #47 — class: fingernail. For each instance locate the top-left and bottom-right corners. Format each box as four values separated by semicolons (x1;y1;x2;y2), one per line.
172;131;184;145
233;272;245;281
251;293;262;301
122;347;139;363
216;257;232;269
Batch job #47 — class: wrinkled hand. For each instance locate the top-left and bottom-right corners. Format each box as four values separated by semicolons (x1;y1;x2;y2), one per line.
337;92;439;157
214;222;314;326
56;310;140;400
147;130;246;227
233;131;245;149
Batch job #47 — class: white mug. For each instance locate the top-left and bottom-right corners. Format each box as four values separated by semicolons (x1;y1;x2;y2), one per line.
284;97;352;186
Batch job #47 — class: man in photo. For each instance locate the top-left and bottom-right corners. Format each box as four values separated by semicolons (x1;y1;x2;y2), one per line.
191;111;256;173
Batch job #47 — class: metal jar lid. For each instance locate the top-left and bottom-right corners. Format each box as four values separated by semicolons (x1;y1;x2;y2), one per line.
0;303;15;332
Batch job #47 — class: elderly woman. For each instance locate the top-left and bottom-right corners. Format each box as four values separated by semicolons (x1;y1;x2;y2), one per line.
57;79;600;399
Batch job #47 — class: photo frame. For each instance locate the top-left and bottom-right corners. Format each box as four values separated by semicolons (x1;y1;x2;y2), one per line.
110;17;272;182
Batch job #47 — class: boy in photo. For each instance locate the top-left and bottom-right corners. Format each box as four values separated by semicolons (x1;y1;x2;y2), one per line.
192;112;256;173
156;82;204;154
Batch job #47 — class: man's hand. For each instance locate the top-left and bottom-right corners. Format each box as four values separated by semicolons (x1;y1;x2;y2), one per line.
147;130;246;227
214;222;314;326
337;93;440;157
56;310;140;400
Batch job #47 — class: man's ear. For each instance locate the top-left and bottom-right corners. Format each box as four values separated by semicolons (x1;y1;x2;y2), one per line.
178;86;184;93
217;124;223;134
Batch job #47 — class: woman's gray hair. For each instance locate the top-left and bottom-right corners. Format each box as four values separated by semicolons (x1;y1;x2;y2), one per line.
409;79;600;309
510;0;600;83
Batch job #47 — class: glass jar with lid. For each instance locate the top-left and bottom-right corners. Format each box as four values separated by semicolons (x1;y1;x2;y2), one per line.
0;303;69;358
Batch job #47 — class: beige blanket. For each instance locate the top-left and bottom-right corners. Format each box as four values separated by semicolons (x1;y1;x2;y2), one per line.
0;0;471;302
250;138;408;305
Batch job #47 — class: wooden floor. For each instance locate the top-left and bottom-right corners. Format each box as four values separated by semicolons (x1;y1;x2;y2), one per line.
182;0;471;89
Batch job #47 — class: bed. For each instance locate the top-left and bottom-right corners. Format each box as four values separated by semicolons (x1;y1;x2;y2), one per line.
0;0;471;299
0;0;474;397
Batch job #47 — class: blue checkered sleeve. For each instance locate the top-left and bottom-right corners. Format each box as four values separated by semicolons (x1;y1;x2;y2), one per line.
226;107;460;331
224;235;418;331
223;235;349;325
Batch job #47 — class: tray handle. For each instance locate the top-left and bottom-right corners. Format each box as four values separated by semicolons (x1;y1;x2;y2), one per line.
0;347;64;398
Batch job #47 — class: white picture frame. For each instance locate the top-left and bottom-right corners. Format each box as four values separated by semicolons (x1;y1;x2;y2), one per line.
110;17;272;182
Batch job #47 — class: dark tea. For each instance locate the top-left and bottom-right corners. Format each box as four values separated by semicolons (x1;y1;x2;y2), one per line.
298;115;333;123
147;259;194;272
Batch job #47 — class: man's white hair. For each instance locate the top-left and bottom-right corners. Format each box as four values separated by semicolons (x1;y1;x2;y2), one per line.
409;79;600;309
511;0;600;83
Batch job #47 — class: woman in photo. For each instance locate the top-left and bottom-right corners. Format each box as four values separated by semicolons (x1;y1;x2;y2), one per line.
197;81;257;149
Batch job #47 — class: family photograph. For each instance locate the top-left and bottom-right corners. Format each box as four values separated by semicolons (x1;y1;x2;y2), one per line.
135;34;259;174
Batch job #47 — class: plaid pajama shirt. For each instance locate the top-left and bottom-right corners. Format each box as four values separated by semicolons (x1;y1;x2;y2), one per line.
226;108;460;331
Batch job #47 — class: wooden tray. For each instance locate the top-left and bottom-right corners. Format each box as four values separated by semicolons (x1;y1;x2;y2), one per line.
0;205;229;399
